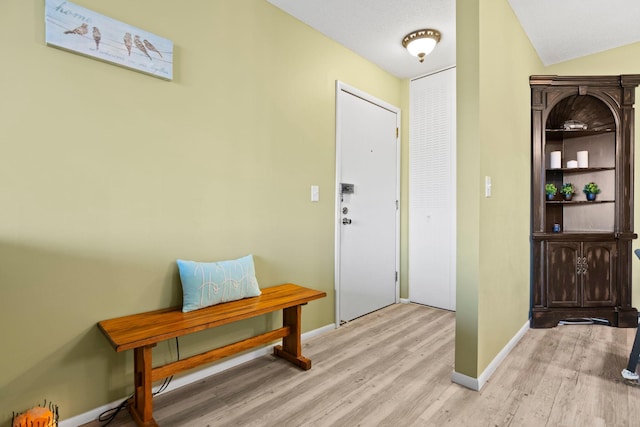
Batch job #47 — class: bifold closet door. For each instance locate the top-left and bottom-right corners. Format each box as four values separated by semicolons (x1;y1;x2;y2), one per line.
409;68;456;311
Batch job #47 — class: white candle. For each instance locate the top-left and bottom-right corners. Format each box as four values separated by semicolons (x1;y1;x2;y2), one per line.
550;151;561;169
577;151;588;168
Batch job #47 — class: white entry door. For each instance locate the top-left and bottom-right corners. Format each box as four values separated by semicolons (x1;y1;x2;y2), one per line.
336;82;400;323
409;67;456;311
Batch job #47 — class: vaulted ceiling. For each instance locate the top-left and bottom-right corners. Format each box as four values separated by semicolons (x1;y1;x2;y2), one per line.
267;0;640;79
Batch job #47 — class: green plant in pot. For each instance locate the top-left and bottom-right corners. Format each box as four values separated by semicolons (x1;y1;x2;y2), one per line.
583;182;600;201
545;183;557;200
561;183;575;201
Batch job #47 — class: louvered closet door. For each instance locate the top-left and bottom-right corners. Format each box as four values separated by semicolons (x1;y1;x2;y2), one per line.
409;68;456;311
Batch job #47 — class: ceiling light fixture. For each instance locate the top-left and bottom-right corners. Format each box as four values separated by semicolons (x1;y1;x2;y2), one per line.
402;29;441;63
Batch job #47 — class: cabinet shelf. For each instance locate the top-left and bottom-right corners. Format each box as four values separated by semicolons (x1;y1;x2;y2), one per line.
545;200;614;205
546;128;614;132
546;167;615;173
545;129;614;139
533;231;615;240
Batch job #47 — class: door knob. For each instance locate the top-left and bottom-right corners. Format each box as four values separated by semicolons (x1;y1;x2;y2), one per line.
342;218;352;225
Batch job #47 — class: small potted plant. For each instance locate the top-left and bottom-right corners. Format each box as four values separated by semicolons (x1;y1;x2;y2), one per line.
561;183;575;201
583;182;601;201
545;183;557;200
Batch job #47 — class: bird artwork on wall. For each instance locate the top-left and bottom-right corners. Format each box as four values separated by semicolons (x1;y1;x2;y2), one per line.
124;32;132;56
92;26;101;50
134;35;152;60
144;39;163;58
44;0;173;80
64;22;88;35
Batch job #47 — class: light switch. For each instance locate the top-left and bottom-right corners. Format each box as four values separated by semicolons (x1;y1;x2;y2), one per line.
485;176;492;197
311;185;319;202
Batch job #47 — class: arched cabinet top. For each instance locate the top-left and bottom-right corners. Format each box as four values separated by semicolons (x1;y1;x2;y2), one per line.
530;74;640;88
530;74;640;110
530;74;640;132
544;93;618;131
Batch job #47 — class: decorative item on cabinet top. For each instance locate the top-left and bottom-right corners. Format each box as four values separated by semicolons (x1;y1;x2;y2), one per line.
563;120;588;130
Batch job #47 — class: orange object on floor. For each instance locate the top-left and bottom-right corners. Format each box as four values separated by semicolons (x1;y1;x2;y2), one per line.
12;404;57;427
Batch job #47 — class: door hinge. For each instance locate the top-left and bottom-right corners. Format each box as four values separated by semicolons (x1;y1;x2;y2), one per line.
396;127;399;138
396;200;399;210
395;271;398;282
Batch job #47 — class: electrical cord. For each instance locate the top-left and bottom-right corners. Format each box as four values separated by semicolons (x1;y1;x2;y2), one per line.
99;338;180;426
98;394;131;426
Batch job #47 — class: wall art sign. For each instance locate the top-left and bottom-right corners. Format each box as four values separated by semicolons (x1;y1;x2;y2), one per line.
45;0;173;80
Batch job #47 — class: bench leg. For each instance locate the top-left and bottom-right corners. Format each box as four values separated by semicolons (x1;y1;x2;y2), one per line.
130;345;158;427
273;304;312;370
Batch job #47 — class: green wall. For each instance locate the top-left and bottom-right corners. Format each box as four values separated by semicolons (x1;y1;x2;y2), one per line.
0;0;401;423
455;0;544;378
455;0;481;378
400;79;411;298
476;0;543;374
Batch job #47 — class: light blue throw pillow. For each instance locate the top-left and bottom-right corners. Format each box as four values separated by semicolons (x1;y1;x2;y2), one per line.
177;254;261;313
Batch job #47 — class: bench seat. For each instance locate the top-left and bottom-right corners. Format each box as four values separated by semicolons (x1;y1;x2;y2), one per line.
98;283;326;427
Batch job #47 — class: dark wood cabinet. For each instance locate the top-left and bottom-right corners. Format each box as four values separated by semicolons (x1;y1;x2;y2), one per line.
546;240;616;308
530;75;640;328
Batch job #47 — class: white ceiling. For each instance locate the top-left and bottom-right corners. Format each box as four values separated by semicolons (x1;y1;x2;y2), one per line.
509;0;640;66
267;0;640;80
266;0;455;79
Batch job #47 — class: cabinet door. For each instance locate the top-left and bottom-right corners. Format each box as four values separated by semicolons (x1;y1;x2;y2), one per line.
546;241;580;307
582;241;616;306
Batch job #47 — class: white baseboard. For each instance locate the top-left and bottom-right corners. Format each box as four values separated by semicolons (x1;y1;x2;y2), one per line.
59;323;336;427
451;320;529;391
450;370;480;390
399;298;410;304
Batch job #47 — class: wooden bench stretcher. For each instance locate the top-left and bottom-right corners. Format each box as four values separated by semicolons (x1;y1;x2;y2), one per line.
98;283;326;427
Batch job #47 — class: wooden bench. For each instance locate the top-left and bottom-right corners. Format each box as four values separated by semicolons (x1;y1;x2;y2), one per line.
98;283;326;427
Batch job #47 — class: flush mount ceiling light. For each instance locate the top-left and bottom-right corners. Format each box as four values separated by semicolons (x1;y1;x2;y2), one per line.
402;29;441;63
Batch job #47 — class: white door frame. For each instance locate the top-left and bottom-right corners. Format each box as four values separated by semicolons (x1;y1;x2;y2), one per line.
334;81;401;327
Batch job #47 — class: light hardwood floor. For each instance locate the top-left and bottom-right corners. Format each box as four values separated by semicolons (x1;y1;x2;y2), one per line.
83;303;640;427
